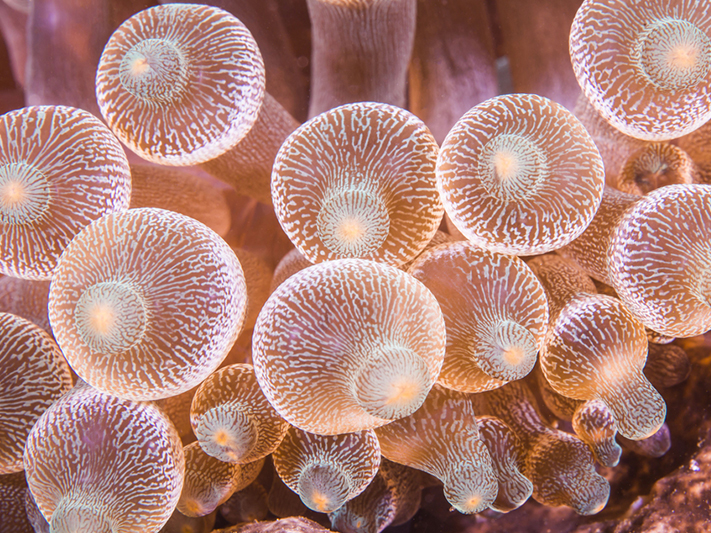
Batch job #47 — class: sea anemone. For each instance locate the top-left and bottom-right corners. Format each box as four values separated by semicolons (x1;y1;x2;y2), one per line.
375;384;498;514
3;1;711;531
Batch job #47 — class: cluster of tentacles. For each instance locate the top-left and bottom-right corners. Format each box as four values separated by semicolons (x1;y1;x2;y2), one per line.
1;1;710;532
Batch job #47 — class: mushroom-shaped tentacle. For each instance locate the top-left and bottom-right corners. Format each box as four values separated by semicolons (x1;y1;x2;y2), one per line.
96;4;263;166
253;259;445;435
523;428;608;516
0;106;131;280
178;442;263;518
96;4;298;204
478;381;610;515
272;427;381;514
476;415;533;513
48;208;247;401
527;254;666;427
374;385;498;514
0;313;73;474
608;184;711;338
542;294;666;440
436;93;604;256
272;102;443;267
306;0;416;117
190;364;289;464
23;383;185;533
570;0;711;141
408;241;548;392
615;143;698;195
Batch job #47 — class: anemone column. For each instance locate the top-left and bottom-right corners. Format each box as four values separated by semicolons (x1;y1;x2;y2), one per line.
306;0;416;117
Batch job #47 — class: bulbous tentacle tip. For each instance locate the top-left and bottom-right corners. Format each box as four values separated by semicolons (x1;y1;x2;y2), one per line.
535;441;611;515
477;415;533;513
571;0;711;140
49;500;112;533
483;319;539;382
608;184;711;338
96;4;266;166
525;430;611;516
272;102;442;267
572;399;622;468
443;478;498;515
354;345;433;421
194;408;259;464
442;448;499;515
436;93;604;256
0;106;131;281
568;467;611;516
253;258;445;435
298;464;351;514
593;439;623;469
489;473;533;514
603;373;667;441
